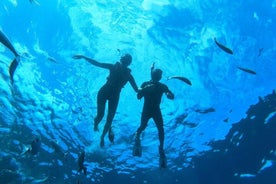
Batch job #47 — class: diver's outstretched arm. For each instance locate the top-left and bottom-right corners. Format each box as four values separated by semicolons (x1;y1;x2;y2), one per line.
150;62;155;77
73;55;112;69
129;75;139;93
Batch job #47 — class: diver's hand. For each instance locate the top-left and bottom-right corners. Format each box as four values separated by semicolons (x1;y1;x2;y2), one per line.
72;55;84;60
137;89;143;99
151;62;155;71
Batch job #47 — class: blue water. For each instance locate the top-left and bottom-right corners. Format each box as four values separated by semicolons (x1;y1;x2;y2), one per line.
0;0;276;183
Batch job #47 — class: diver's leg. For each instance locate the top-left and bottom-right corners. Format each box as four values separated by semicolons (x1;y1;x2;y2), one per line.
100;94;119;147
133;113;150;156
153;110;167;168
135;111;150;140
94;88;106;131
153;110;164;150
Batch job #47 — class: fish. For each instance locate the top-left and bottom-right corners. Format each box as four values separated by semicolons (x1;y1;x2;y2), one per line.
9;58;19;84
167;76;192;86
195;107;215;114
223;118;229;123
258;48;264;57
47;56;57;63
0;30;19;56
78;150;87;175
237;66;257;75
30;137;41;155
183;122;197;128
29;0;40;5
214;37;233;55
31;176;49;183
0;30;20;84
21;137;41;156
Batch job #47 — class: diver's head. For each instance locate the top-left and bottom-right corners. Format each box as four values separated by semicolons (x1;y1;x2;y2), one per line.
151;69;162;82
120;54;132;66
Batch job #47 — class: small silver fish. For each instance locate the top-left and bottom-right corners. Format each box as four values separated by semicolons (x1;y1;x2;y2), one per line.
29;0;40;6
258;48;264;57
237;66;257;75
47;56;57;63
214;37;233;55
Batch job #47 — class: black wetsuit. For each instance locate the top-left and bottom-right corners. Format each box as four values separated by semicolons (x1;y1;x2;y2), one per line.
95;62;133;125
136;80;174;149
72;54;138;147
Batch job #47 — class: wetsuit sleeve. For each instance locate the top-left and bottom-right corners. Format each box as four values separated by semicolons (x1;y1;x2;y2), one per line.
129;74;139;93
76;55;113;69
137;82;147;99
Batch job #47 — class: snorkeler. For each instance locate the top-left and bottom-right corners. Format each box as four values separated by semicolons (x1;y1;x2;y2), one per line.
133;63;174;168
73;54;139;147
78;150;87;175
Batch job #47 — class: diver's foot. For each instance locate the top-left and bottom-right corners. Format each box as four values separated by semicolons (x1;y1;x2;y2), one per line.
100;138;104;148
159;146;167;168
159;154;167;169
132;144;142;157
108;128;114;143
83;167;87;175
132;137;142;157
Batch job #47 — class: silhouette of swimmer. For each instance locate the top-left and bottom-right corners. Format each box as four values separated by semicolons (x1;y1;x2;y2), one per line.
133;63;174;169
77;150;87;175
73;54;139;147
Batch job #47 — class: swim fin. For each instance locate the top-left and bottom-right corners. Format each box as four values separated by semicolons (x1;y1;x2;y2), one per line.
159;147;167;168
108;128;114;143
159;154;167;169
132;138;142;157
